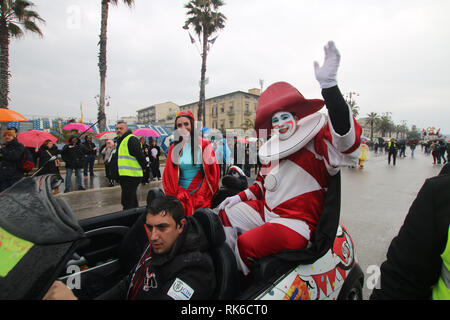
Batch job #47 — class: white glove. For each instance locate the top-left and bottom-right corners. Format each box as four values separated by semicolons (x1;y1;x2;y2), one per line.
313;41;340;89
218;195;242;211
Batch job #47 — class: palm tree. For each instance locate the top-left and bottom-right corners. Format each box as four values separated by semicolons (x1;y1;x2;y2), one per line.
97;0;134;133
0;0;44;109
366;112;379;141
344;92;359;118
184;0;226;125
377;112;394;138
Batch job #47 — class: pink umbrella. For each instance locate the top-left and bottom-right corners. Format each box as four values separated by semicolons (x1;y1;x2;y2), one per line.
17;130;58;148
63;123;94;133
237;137;249;144
132;128;160;137
96;131;115;138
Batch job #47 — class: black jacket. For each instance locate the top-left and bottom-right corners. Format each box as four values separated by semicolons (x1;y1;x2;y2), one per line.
61;136;88;169
370;169;450;299
82;139;97;157
0;139;25;179
37;145;60;175
96;216;216;300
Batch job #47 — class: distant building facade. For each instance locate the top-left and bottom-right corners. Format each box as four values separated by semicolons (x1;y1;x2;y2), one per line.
120;116;138;125
179;88;260;132
137;102;179;126
355;117;375;138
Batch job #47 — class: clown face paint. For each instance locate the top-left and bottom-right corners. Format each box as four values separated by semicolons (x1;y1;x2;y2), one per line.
272;111;297;140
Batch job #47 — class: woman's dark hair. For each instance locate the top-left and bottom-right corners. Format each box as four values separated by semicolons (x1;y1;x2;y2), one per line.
40;139;52;149
174;115;199;165
147;195;185;225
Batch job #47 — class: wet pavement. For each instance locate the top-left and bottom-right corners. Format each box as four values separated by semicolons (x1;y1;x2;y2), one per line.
339;150;443;299
57;166;166;220
58;150;446;299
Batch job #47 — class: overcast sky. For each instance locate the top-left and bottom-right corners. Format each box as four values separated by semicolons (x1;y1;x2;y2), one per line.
9;0;450;133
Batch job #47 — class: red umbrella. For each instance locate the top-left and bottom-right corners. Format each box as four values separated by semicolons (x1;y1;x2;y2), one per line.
0;108;28;122
63;123;93;132
132;128;160;137
17;130;58;148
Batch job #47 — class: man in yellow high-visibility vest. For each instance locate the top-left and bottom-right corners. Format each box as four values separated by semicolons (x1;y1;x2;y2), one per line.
371;163;450;300
112;121;147;210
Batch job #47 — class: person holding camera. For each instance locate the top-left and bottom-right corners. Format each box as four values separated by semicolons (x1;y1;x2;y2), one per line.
61;135;88;192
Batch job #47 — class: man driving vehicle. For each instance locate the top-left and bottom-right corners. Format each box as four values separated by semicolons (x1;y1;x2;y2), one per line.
43;196;216;300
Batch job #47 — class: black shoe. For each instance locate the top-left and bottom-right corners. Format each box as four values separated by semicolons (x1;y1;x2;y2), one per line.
78;186;86;191
64;190;70;193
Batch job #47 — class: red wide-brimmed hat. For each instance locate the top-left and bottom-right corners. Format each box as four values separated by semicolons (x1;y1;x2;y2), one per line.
255;82;325;131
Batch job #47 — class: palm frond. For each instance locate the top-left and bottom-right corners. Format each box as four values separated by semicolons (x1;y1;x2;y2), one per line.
7;22;23;38
1;0;44;37
22;19;42;37
110;0;135;8
11;0;33;20
184;0;226;38
24;9;45;23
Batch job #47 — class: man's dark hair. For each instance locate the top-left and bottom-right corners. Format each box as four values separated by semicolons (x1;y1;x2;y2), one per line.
69;135;79;145
147;195;185;225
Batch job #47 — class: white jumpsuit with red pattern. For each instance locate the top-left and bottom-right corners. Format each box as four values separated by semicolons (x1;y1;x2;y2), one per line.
218;110;361;275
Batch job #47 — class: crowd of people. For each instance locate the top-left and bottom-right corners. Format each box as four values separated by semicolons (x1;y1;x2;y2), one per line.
0;126;163;195
357;137;449;167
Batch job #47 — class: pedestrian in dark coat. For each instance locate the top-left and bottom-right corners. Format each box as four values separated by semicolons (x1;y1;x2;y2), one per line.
82;136;98;177
149;139;161;180
61;135;88;192
387;138;398;165
36;139;61;176
0;130;25;192
110;122;147;210
142;146;152;184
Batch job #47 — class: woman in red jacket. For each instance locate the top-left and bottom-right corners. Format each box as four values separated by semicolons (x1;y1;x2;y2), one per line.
163;111;220;216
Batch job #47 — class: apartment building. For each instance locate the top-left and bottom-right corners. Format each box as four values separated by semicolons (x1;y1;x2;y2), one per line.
179;88;261;132
137;101;179;125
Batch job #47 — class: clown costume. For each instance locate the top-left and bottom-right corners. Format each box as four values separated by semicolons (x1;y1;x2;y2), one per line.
217;41;362;275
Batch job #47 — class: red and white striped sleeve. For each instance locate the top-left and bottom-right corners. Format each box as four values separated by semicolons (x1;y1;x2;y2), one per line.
313;105;362;173
237;168;266;201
